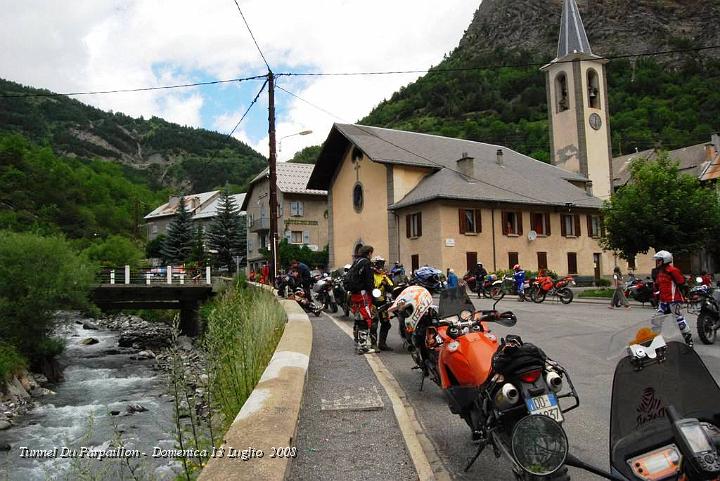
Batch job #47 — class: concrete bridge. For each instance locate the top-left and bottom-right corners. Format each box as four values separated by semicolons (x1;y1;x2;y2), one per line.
91;266;220;336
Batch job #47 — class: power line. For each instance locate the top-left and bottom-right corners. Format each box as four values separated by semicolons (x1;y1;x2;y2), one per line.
0;74;267;99
231;0;271;71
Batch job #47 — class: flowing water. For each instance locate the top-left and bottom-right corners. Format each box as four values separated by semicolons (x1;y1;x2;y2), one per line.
0;322;181;481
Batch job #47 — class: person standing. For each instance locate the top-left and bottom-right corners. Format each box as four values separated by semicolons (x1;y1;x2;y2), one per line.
609;267;630;309
513;264;525;301
446;268;459;289
347;246;376;354
371;256;394;351
261;263;269;285
653;250;693;347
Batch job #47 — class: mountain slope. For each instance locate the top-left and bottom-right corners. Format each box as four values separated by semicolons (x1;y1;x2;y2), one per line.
362;0;720;160
0;78;267;192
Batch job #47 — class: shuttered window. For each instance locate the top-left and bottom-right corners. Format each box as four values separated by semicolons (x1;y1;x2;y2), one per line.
587;215;601;238
406;212;422;238
459;209;482;234
289;201;304;217
466;252;477;273
290;231;303;244
567;252;578;275
411;254;419;272
508;252;519;270
502;211;523;236
560;214;581;237
537;252;548;271
531;212;551;236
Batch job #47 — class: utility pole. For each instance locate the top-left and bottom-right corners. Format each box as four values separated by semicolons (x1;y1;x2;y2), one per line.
267;71;278;280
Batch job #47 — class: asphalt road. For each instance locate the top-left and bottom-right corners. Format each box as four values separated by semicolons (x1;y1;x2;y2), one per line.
328;297;720;481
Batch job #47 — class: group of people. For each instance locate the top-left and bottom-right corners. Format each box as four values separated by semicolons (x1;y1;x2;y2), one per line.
248;264;270;285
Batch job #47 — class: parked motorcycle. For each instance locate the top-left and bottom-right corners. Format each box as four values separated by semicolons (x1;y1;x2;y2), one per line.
332;276;350;317
696;285;720;345
687;277;713;315
312;274;338;313
288;287;323;317
410;266;445;293
463;273;496;299
490;274;532;301
390;286;581;478
624;277;658;307
532;275;575;304
390;262;407;285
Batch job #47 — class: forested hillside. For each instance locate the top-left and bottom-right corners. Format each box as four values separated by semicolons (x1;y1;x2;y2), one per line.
361;0;720;161
0;78;267;192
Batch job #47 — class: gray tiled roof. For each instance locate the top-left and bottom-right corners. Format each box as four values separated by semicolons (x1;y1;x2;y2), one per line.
557;0;592;59
144;190;220;220
193;193;246;220
249;162;327;195
319;124;599;209
612;143;716;187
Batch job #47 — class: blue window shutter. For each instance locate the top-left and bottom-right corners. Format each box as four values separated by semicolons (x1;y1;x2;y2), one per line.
284;230;291;241
303;231;310;244
298;202;304;216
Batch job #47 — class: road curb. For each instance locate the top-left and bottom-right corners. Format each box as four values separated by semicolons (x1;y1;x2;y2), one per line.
199;284;312;481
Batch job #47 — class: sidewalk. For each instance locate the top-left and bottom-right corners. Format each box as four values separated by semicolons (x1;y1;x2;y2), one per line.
287;313;418;481
569;288;653;307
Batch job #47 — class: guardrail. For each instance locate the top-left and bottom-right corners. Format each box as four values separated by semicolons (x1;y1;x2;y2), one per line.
95;266;213;285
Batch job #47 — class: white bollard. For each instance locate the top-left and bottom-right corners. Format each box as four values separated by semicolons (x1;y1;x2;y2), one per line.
146;273;151;285
206;266;211;285
125;265;130;284
180;274;185;285
110;270;115;285
167;266;172;284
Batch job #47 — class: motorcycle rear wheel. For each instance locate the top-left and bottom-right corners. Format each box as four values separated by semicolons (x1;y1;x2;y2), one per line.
523;286;535;302
557;288;574;304
697;312;718;345
481;287;492;299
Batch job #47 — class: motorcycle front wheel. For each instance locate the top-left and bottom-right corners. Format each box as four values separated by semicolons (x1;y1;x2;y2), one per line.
557;288;574;305
490;286;504;300
697;312;718;345
532;289;547;303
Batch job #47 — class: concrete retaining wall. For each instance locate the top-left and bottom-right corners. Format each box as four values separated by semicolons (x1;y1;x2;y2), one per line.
198;284;312;481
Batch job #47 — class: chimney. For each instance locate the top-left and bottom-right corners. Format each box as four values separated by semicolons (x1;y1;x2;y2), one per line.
457;153;475;179
585;180;594;196
496;149;504;166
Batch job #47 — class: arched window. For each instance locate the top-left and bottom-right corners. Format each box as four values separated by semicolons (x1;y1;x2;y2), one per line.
587;69;600;109
555;73;569;112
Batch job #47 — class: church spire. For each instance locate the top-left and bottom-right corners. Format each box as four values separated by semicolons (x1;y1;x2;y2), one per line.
557;0;592;59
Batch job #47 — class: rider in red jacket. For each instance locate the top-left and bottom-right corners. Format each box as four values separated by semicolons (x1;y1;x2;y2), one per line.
654;250;693;347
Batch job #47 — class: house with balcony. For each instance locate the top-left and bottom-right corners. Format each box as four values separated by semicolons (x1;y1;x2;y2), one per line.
144;191;221;241
241;163;328;272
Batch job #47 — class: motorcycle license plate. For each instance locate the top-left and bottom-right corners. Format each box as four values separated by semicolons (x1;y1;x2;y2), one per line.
525;394;564;423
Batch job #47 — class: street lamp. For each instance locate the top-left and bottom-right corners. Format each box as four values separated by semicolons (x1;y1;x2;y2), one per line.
278;129;313;152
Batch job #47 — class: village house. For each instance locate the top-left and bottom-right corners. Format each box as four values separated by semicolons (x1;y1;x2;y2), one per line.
241;162;328;272
307;0;655;280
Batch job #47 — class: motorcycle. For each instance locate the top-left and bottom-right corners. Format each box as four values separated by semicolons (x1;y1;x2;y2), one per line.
332;276;350;317
390;262;407;285
463;273;496;299
490;274;533;301
532;275;575;304
696;285;720;345
624;277;658;308
312;274;338;313
687;277;713;315
288;287;323;317
390;286;581;479
410;266;445;293
599;314;720;481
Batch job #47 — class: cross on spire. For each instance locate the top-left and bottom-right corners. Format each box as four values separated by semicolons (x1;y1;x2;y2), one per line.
557;0;592;59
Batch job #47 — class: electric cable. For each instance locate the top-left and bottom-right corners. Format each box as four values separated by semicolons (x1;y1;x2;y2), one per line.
0;74;267;98
231;0;271;71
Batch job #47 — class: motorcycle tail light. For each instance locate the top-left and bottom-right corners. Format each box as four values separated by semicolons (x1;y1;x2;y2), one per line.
519;369;542;383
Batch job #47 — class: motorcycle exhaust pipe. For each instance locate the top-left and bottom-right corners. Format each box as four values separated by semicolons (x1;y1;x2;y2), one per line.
495;383;519;409
546;371;563;393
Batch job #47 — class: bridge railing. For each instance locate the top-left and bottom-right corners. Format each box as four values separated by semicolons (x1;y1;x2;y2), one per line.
95;266;214;285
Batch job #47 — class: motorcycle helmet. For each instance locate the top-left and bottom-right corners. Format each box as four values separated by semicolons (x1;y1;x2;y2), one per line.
343;264;352;272
372;256;386;270
513;264;521;271
388;285;433;333
294;287;306;298
653;250;673;265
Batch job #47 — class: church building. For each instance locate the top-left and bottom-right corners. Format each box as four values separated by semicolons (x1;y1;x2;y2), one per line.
307;0;655;279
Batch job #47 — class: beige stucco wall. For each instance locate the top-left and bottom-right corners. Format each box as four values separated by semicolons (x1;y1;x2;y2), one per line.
580;61;613;201
547;64;581;174
245;178;270;265
397;200;655;277
392;166;431;203
280;193;328;255
330;149;391;266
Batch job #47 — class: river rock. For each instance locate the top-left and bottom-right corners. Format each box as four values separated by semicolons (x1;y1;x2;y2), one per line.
30;388;55;398
135;350;156;360
80;338;99;345
82;321;99;330
110;410;121;416
0;420;12;430
0;442;10;451
126;404;148;414
33;374;48;386
6;378;30;400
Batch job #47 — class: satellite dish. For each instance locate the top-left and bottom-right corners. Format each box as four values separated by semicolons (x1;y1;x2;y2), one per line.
528;230;538;241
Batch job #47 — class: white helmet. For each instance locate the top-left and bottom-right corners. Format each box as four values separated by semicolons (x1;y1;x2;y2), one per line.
388;285;433;333
343;264;352;272
653;250;673;265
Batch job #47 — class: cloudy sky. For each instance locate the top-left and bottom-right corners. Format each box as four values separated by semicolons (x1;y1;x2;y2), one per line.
0;0;480;160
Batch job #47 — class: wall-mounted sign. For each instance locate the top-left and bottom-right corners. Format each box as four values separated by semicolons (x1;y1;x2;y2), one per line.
445;238;456;247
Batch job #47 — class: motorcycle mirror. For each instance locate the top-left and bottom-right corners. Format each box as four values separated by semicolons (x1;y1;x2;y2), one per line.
511;415;568;476
493;312;517;327
371;288;382;299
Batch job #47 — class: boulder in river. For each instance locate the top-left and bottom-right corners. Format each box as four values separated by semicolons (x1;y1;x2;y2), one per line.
80;338;99;345
126;404;148;414
82;321;99;330
0;420;12;430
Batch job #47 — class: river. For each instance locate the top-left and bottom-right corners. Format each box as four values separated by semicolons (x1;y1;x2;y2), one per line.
0;320;181;481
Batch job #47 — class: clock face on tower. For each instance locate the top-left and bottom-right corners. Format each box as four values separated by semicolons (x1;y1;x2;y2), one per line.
589;113;602;131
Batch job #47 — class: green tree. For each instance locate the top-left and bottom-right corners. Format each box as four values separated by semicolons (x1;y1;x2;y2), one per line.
261;239;329;270
190;225;206;265
82;235;144;267
160;197;193;264
206;191;244;272
0;231;96;368
146;234;166;259
289;145;322;164
601;153;720;260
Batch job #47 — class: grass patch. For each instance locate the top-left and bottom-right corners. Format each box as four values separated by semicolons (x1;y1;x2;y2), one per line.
203;285;286;429
578;288;615;298
0;342;27;382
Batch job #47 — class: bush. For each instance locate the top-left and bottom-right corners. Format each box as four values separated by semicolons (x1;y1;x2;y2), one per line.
595;278;611;287
0;342;26;381
83;234;144;267
578;288;615;298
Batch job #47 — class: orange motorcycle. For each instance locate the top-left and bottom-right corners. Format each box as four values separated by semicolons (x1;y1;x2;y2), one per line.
390;286;580;478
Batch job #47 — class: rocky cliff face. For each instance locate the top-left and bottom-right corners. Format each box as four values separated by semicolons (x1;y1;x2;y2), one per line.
458;0;720;61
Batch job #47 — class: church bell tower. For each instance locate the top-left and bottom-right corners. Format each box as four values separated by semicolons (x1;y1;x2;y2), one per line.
541;0;613;200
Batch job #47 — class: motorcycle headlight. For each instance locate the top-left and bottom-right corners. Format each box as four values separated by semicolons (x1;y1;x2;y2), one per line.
511;415;568;476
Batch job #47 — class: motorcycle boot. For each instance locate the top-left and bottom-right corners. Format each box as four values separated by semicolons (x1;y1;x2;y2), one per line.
378;322;393;351
683;331;694;348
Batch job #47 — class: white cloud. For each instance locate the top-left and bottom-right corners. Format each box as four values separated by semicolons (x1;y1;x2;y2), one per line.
0;0;479;157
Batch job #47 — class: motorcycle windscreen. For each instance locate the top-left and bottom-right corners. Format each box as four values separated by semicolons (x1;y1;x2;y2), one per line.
609;342;720;479
438;286;475;319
